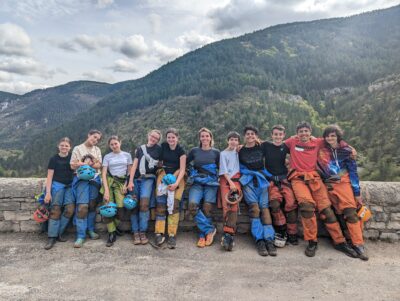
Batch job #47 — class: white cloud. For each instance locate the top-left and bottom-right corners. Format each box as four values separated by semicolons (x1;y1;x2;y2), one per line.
149;13;162;34
177;31;215;50
0;71;12;82
119;35;149;58
109;59;138;73
74;34;116;51
0;23;32;56
152;41;184;62
96;0;114;9
82;70;115;82
0;81;49;95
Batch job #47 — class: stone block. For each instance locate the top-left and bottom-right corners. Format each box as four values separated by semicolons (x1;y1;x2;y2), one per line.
363;229;380;240
20;220;40;232
387;222;400;230
370;206;383;213
0;201;20;210
0;221;20;232
391;213;400;221
4;210;32;221
379;232;399;243
21;203;38;210
0;178;45;198
373;212;388;223
236;223;250;234
367;222;386;230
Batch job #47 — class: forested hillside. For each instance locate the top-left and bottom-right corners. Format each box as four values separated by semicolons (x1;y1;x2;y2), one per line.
1;5;399;180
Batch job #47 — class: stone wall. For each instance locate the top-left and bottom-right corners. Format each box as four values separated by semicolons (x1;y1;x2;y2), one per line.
0;178;399;242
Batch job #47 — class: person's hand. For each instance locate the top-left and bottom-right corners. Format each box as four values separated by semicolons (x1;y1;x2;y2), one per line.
103;190;110;202
237;145;243;152
168;183;178;191
355;196;363;208
44;192;51;204
127;182;134;192
229;182;237;191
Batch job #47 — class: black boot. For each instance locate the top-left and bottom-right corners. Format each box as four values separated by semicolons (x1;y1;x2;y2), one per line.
167;235;177;249
57;234;68;242
44;238;56;250
256;240;268;256
287;234;299;245
106;232;116;247
265;240;277;256
334;242;358;258
305;241;318;257
115;227;123;236
353;245;369;261
221;233;234;251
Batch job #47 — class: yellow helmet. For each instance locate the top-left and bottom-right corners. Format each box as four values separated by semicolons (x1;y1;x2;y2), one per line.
357;205;372;222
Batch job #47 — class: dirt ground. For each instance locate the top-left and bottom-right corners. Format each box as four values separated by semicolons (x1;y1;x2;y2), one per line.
0;232;399;301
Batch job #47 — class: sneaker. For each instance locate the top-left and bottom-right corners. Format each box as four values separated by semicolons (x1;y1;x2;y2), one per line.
167;235;177;249
57;234;68;242
287;234;299;245
44;238;56;250
274;233;287;248
139;232;148;245
256;240;268;256
265;240;277;256
305;241;318;257
74;238;85;248
221;233;234;251
334;242;358;258
155;234;165;246
205;228;217;246
106;232;116;247
88;230;99;240
353;245;369;261
132;232;141;245
197;237;206;248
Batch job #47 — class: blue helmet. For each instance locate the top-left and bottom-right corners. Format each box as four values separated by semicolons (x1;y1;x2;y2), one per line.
77;165;96;181
123;194;138;210
99;202;117;218
162;174;177;185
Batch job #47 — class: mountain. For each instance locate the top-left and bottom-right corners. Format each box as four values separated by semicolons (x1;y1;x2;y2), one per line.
0;81;114;148
1;5;400;180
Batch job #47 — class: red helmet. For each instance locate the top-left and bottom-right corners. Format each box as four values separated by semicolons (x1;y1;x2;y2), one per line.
33;206;49;223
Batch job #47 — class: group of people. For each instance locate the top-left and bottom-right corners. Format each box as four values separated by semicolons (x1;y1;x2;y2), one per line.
39;121;368;261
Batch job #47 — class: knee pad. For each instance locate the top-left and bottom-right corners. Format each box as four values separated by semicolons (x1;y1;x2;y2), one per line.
248;203;260;218
156;203;167;216
203;202;213;217
116;208;124;220
261;208;272;224
88;199;97;212
320;207;337;224
63;204;75;219
286;209;298;224
188;202;199;217
49;205;61;220
269;199;281;213
225;211;238;228
299;202;315;219
140;198;150;212
77;204;89;219
343;208;359;223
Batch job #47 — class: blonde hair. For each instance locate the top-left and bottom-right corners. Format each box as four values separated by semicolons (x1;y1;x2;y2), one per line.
198;127;214;148
148;129;162;142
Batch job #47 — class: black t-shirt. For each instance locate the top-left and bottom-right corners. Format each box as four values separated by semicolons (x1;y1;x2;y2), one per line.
48;154;74;185
262;141;289;176
160;142;186;174
187;147;220;170
239;145;264;171
134;144;162;178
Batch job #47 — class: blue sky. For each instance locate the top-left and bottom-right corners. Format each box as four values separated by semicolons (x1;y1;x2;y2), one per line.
0;0;398;94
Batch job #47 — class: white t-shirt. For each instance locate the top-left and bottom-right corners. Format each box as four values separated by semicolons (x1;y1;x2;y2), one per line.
219;149;240;178
70;143;102;172
103;151;132;177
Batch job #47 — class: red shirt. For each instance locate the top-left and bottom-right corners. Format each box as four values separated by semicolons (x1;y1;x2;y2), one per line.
285;137;324;172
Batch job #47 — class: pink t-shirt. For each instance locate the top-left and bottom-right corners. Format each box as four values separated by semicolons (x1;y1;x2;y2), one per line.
285;137;324;172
